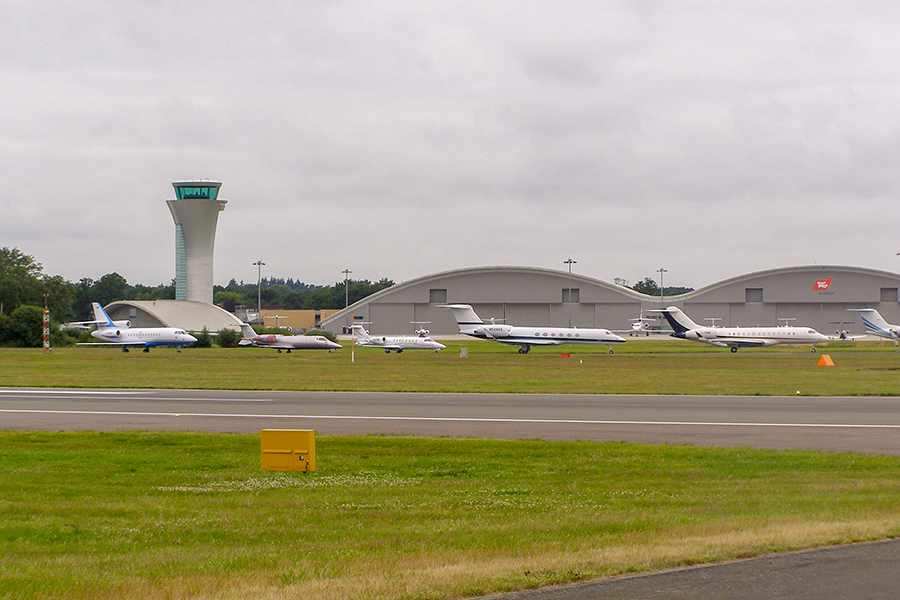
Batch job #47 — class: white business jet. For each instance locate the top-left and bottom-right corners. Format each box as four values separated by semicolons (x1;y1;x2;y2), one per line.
351;325;445;353
617;309;653;336
239;324;341;352
441;304;625;354
652;306;829;352
848;308;900;345
76;302;197;352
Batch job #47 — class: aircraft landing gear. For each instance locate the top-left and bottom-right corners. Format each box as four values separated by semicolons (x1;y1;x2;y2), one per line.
608;347;614;354
143;347;150;353
122;347;129;353
730;347;738;353
518;346;531;354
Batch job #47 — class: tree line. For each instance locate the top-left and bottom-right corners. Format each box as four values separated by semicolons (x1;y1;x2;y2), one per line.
0;246;393;347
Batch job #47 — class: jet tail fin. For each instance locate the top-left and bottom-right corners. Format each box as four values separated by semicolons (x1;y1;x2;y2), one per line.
91;302;117;328
850;308;894;336
239;323;257;344
440;304;484;333
350;325;370;340
654;306;701;335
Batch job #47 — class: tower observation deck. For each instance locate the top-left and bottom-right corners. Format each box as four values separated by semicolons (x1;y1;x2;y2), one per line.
166;180;227;304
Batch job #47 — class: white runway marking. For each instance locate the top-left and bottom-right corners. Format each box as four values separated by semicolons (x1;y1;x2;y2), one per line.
1;409;898;429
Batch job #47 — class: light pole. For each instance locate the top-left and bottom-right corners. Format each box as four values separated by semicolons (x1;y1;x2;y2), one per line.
564;258;576;327
657;267;667;304
253;260;265;322
342;269;352;331
342;269;352;309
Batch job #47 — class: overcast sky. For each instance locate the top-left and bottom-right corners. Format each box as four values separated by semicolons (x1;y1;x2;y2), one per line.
3;1;900;291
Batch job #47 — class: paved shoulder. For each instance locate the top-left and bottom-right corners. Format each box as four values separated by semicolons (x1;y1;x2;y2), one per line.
488;538;900;600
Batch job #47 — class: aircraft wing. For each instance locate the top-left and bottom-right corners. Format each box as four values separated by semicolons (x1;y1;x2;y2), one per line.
717;339;768;348
64;320;103;330
77;341;148;347
357;341;402;350
493;338;566;346
256;342;300;349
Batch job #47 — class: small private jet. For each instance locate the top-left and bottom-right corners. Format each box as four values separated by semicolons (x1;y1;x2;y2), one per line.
441;304;625;354
849;308;900;345
652;306;829;352
74;302;197;352
350;325;446;353
239;324;341;352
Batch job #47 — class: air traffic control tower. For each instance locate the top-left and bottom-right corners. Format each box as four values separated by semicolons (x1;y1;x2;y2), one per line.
166;181;227;304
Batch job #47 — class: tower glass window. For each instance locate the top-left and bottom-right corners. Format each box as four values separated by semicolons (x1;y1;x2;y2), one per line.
174;185;219;200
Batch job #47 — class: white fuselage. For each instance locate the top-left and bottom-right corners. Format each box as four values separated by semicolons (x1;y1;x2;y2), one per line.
441;304;625;353
469;323;626;347
679;326;830;347
241;333;341;351
655;305;829;352
90;327;197;348
352;326;445;352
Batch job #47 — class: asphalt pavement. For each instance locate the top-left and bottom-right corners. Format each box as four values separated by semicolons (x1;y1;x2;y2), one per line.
487;538;900;600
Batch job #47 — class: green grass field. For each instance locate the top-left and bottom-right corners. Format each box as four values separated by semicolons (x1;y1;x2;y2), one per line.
3;432;900;600
2;340;899;395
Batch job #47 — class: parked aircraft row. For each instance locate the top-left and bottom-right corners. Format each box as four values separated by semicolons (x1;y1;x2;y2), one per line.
71;302;900;354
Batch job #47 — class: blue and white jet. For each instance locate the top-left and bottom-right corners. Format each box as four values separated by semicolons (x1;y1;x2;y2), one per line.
76;303;197;352
849;308;900;345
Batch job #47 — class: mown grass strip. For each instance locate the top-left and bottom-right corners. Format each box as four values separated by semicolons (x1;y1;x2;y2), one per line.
2;431;900;599
2;342;900;395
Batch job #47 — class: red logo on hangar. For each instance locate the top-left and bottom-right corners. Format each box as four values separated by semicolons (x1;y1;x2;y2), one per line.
812;277;834;291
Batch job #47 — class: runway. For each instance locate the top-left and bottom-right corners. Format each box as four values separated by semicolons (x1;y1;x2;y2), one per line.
5;387;900;599
2;387;900;455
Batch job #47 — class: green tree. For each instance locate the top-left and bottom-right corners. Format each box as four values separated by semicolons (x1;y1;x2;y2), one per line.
632;277;661;296
91;273;129;306
42;274;76;322
7;305;44;347
192;327;212;348
0;247;44;313
216;328;241;348
214;290;242;312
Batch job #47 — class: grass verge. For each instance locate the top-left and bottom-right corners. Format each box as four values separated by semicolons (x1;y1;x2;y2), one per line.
2;342;900;395
2;431;900;599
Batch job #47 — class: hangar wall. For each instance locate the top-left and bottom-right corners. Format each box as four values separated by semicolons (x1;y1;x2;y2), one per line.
319;265;900;337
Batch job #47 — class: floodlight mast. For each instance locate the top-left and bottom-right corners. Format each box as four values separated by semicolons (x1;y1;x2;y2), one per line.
253;260;265;320
564;258;576;327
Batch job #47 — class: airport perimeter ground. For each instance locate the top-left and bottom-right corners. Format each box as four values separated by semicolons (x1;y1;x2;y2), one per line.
3;339;900;599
